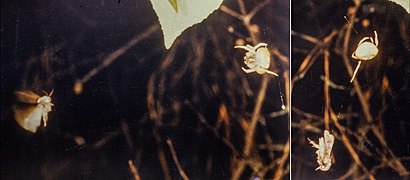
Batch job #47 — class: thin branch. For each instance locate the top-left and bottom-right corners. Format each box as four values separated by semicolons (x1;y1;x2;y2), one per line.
154;133;172;180
166;138;190;180
236;0;247;15
75;24;160;91
323;49;330;131
291;31;320;44
247;0;272;20
329;108;375;180
128;160;141;180
232;76;269;180
273;138;290;180
245;76;269;155
184;101;241;157
292;30;337;84
220;5;243;20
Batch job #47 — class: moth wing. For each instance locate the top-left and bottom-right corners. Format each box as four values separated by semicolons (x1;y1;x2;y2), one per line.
15;91;40;104
13;105;43;133
324;130;335;156
318;137;325;158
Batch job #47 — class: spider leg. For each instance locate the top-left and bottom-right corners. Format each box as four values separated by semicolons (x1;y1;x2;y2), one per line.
265;70;279;76
374;31;378;46
234;45;253;52
242;67;256;73
253;43;268;50
246;45;256;50
352;52;357;59
358;37;370;45
350;61;362;83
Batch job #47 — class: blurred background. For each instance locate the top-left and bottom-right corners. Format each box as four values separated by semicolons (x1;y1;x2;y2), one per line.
1;0;289;179
291;0;409;179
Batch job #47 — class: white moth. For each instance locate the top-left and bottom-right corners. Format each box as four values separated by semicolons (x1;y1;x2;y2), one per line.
307;130;335;171
12;90;54;133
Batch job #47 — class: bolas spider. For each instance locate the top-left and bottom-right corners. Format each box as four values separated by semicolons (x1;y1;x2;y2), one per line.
350;31;379;83
235;43;278;76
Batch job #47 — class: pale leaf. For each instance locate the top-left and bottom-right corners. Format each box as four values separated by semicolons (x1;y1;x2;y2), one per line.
150;0;223;49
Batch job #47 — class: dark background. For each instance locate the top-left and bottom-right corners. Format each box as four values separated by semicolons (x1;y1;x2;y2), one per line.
291;0;409;179
1;0;289;179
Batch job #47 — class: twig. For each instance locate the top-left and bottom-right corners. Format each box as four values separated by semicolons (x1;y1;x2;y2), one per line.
166;138;189;180
291;122;322;134
220;5;242;20
292;30;337;84
273;138;290;180
323;49;330;130
75;24;160;90
154;132;171;180
128;160;141;180
292;107;323;121
329;108;375;180
232;76;269;180
319;75;346;90
268;109;287;118
236;0;247;16
247;0;272;20
185;101;241;157
338;163;358;180
291;31;320;44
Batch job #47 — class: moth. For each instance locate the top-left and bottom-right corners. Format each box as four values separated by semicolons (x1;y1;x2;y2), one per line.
307;130;335;171
12;90;54;133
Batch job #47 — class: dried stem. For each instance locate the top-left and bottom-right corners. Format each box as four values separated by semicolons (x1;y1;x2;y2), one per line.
232;76;269;180
273;138;290;180
323;49;330;131
154;133;171;180
128;160;141;180
247;0;272;20
166;138;189;180
220;5;242;20
291;31;319;44
329;108;375;180
76;24;160;87
236;0;247;16
292;30;337;85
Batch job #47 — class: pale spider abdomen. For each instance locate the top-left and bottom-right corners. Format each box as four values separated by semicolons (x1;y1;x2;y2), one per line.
353;42;378;60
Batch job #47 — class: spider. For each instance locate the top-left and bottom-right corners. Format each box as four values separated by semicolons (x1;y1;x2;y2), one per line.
350;31;379;83
235;43;278;76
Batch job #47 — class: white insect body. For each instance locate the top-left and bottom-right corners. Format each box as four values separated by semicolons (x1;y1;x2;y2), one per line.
235;43;279;76
308;130;335;171
350;31;379;82
13;90;54;133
